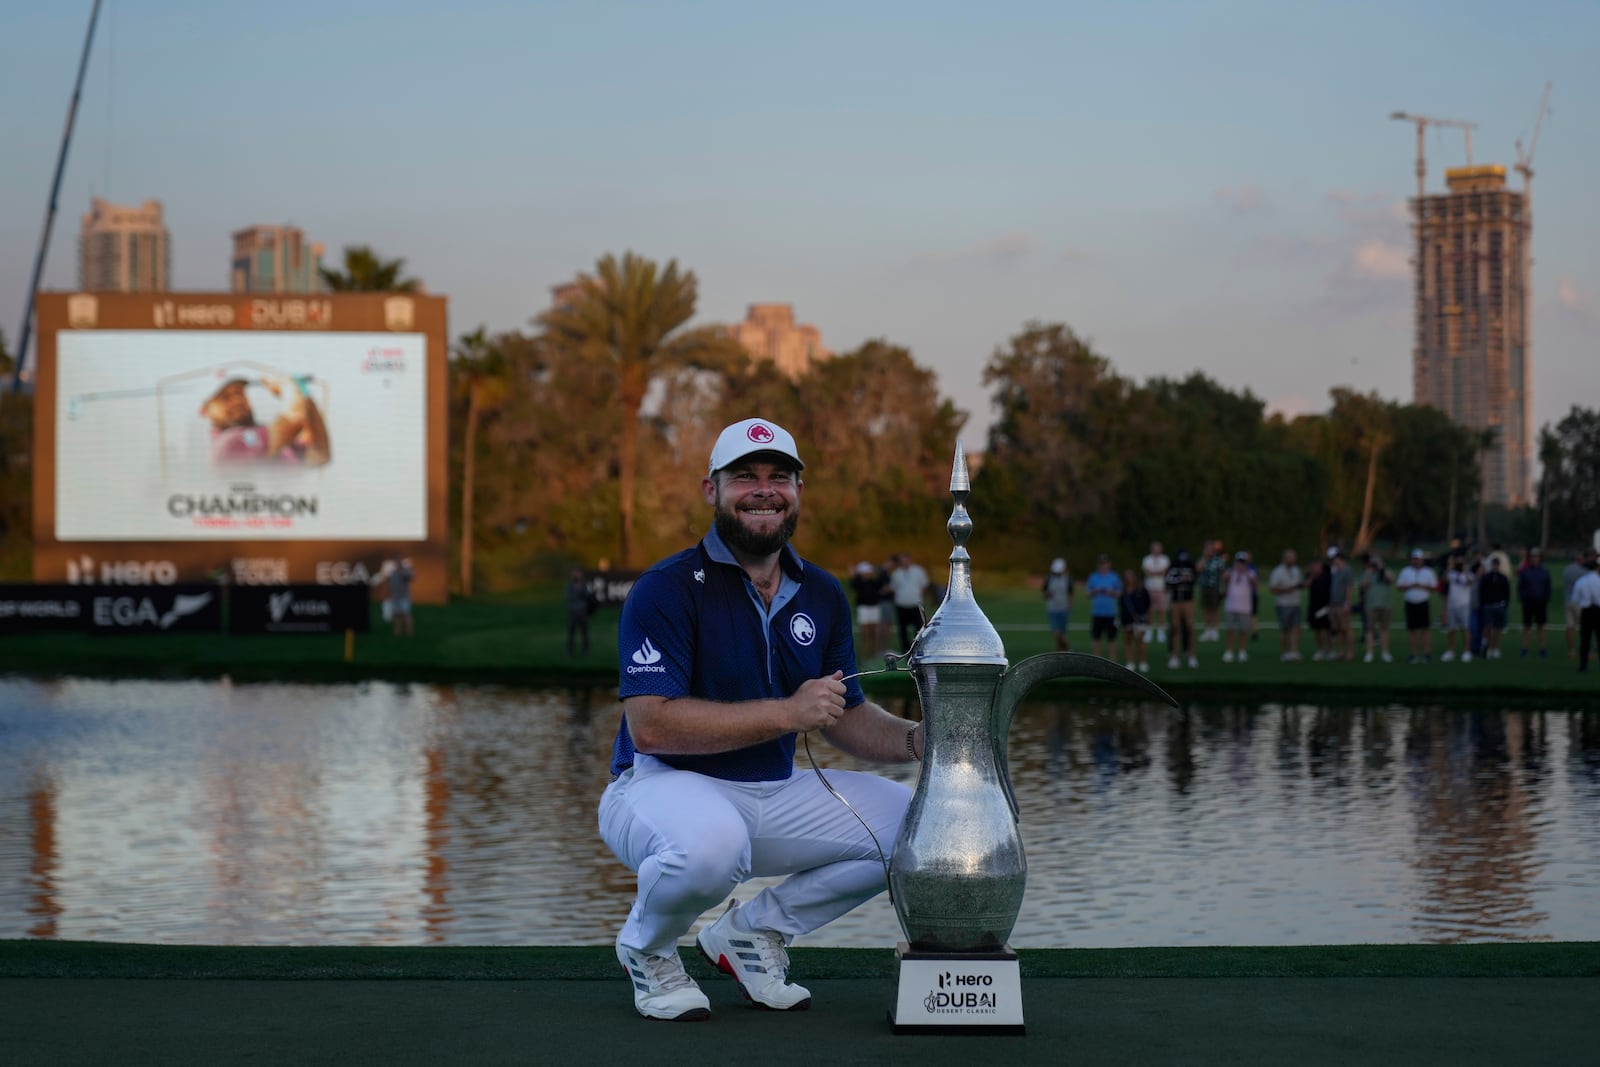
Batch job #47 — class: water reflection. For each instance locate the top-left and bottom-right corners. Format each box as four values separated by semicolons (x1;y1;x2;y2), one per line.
1;678;1597;948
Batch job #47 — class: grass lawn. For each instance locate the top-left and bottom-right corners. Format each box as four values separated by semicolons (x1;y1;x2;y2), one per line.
3;571;1594;704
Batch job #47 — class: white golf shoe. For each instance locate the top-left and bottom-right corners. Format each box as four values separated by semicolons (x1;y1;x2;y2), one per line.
616;935;711;1021
696;901;812;1011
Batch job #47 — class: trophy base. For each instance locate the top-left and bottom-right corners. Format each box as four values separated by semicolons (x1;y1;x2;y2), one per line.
888;942;1025;1035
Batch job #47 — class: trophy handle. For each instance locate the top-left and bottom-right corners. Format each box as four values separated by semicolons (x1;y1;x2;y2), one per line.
990;653;1179;819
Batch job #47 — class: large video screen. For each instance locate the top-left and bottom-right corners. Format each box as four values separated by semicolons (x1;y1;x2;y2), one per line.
55;331;427;541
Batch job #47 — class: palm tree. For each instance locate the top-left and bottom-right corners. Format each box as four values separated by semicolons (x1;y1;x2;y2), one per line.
319;246;421;292
537;252;743;568
1472;427;1498;547
1353;427;1391;555
1537;424;1560;554
452;327;509;596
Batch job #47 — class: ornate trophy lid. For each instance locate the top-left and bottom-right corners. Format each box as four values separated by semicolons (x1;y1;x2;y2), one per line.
909;442;1007;666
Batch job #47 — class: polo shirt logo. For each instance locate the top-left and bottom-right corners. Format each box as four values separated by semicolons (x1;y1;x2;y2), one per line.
626;638;667;674
790;613;816;646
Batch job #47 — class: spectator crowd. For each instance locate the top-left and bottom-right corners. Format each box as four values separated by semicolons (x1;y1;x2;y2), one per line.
847;541;1600;675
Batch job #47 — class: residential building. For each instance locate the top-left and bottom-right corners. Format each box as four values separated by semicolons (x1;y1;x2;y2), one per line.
230;224;325;293
78;197;170;292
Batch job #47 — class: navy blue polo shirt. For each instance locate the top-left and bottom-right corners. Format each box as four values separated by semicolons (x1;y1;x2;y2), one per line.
610;526;864;782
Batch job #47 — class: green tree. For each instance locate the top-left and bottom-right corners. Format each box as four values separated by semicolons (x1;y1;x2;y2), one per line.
1467;427;1499;547
981;323;1134;547
1122;374;1322;560
318;246;421;292
536;252;745;567
1382;404;1482;548
1538;424;1561;552
480;331;628;576
1293;389;1395;552
1538;405;1600;547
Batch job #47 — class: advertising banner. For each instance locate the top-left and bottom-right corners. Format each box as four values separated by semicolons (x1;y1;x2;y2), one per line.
0;584;89;634
230;584;371;635
584;570;642;609
55;330;425;541
31;293;450;603
0;584;224;634
85;583;224;635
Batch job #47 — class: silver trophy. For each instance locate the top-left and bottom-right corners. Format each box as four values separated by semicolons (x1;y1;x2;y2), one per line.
888;444;1176;1032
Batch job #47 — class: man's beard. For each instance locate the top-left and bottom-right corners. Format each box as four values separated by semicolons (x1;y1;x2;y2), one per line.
714;496;799;557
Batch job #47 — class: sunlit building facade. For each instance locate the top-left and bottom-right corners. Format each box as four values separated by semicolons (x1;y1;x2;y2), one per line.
1410;165;1530;506
230;224;325;293
78;197;170;292
729;304;831;380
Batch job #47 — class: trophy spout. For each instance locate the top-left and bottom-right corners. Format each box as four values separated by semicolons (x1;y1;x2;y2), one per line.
988;653;1179;819
994;651;1179;727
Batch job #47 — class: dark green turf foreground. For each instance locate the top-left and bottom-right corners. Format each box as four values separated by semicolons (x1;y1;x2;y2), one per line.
3;942;1595;1066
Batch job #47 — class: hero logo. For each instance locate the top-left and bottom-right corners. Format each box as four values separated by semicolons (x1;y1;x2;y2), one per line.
747;423;775;445
937;972;993;988
67;556;178;585
153;300;235;328
627;638;666;674
93;592;213;629
789;613;816;646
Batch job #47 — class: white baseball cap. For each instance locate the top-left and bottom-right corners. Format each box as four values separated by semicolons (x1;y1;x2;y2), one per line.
708;417;804;474
1051;558;1066;573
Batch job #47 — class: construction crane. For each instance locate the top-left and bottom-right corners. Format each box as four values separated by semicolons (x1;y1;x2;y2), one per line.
1390;111;1477;199
1514;81;1553;196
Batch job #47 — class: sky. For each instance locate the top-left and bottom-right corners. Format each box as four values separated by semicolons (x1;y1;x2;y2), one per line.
3;0;1596;450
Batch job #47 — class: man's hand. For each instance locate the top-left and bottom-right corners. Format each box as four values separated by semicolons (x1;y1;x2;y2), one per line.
787;671;847;733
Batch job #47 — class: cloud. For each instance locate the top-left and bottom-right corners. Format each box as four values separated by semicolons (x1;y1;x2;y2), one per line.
1320;191;1412;312
1350;239;1410;281
1212;185;1268;214
1556;276;1599;322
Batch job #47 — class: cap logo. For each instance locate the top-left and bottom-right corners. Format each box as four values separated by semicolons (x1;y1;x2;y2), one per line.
747;424;776;445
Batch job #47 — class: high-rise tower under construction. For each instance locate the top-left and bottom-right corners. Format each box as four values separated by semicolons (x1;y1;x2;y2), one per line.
1410;164;1530;506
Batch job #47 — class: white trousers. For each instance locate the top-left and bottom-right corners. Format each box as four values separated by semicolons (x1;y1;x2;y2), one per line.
599;753;913;956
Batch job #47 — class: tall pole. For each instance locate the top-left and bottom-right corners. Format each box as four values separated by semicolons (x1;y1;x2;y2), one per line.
10;0;103;394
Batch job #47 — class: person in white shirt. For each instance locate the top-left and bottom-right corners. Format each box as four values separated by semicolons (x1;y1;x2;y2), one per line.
1442;555;1477;662
1396;549;1440;664
1222;552;1257;663
1572;556;1600;673
1268;549;1304;661
889;552;930;653
1142;541;1171;646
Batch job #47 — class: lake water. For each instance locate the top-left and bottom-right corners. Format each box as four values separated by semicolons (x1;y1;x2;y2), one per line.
1;677;1596;948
